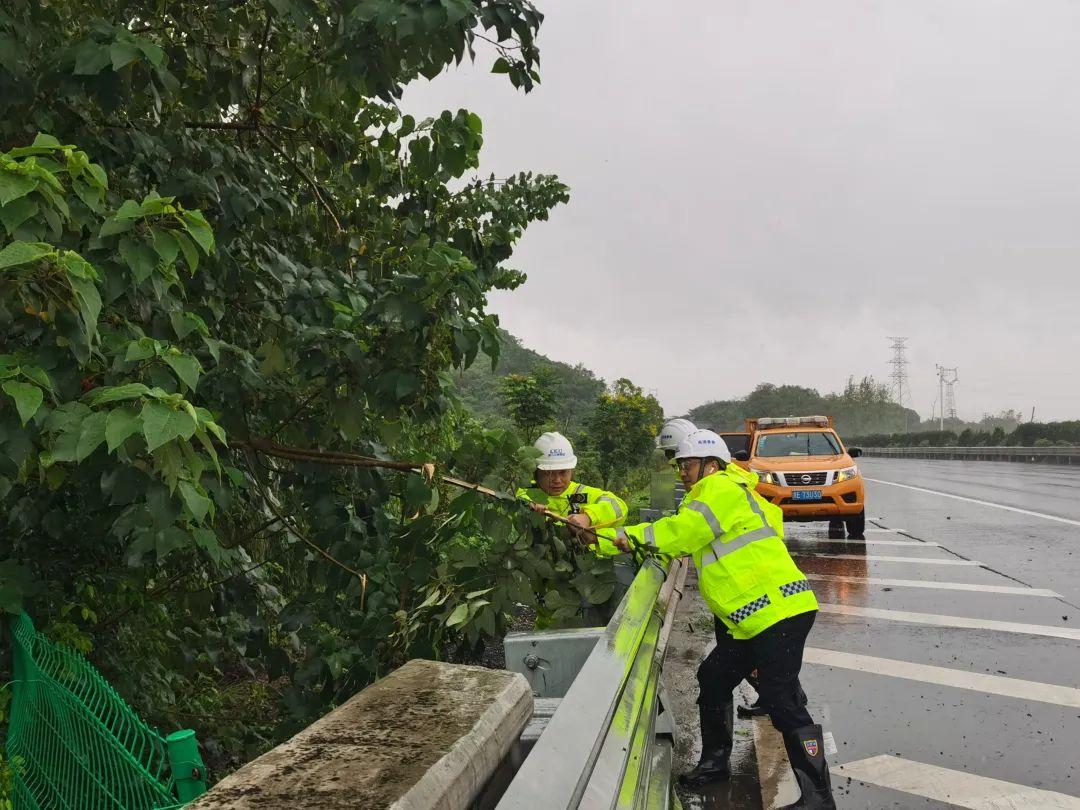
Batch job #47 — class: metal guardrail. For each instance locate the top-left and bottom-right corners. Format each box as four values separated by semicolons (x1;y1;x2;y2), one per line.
864;446;1080;464
497;556;688;810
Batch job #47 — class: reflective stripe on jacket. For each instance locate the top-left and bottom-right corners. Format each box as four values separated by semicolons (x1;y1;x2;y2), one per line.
598;464;816;639
516;481;629;528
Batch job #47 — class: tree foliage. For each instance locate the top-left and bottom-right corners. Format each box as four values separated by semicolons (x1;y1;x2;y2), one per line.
583;378;663;490
454;329;605;435
0;0;606;773
498;366;559;439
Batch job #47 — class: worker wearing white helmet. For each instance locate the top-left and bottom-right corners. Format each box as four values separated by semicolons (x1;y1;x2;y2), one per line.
516;432;628;531
594;430;834;807
657;418;698;461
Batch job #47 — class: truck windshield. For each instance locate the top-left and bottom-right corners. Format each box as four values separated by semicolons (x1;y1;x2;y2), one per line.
720;434;751;455
756;431;841;457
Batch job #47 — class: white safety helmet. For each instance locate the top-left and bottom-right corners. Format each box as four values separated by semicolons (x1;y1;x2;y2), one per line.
533;431;578;471
657;418;698;452
674;429;732;464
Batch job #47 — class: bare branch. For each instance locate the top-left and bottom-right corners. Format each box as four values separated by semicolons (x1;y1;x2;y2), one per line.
259;132;344;232
254;12;274;109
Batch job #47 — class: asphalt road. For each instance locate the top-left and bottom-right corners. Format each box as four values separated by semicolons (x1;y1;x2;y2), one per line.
665;458;1080;809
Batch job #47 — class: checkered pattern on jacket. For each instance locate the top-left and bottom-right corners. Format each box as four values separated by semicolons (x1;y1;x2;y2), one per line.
779;579;813;597
728;594;772;624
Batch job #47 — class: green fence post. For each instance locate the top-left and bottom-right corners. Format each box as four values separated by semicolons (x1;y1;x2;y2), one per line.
166;729;208;801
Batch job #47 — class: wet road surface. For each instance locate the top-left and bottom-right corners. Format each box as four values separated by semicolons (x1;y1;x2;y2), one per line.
665;458;1080;808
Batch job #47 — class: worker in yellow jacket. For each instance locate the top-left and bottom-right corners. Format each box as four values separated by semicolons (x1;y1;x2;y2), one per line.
516;432;628;531
597;429;834;809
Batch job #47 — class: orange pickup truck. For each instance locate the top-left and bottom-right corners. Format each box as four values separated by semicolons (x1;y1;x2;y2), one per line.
745;415;865;539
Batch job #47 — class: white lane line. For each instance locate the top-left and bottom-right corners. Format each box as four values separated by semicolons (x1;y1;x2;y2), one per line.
837;755;1080;808
818;603;1080;641
794;553;981;566
822;731;837;757
865;477;1080;528
804;647;1080;708
807;573;1061;598
791;538;936;546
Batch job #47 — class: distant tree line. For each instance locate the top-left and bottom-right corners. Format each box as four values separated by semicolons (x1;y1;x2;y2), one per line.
847;421;1080;448
688;378;920;438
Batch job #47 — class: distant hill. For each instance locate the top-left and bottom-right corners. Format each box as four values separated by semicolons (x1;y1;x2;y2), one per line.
452;330;606;435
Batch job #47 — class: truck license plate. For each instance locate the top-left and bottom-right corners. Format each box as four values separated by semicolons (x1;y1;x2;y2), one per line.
792;490;822;501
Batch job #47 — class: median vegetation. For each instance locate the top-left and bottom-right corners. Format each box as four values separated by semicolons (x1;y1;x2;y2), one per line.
847;421;1080;448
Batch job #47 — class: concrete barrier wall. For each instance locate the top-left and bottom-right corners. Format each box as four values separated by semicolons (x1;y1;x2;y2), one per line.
188;659;531;810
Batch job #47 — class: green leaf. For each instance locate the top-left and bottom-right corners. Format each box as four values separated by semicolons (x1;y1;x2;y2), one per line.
105;407;141;452
84;383;150;406
142;401;197;451
0;241;53;271
99;215;135;238
87;163;108;189
203;420;227;445
152;228;180;265
174;230;199;272
163;352;201;392
179;210;215;254
67;273;102;340
135;40;165;67
74;411;108;461
491;57;511;74
125;338;158;362
192;527;225;563
2;381;43;425
58;251;97;280
257;341;286;376
445;603;469;628
72;178;104;212
110;40;142;71
155;442;183;491
0;197;39;234
119;238;156;282
155;526;190;559
20;366;54;393
72;40;112;75
178;480;211;523
0;171;38;206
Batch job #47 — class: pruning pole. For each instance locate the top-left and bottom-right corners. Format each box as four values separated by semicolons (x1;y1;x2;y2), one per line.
241;437;655;556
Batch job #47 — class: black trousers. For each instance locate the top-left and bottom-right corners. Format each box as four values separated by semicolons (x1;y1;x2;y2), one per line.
697;610;816;733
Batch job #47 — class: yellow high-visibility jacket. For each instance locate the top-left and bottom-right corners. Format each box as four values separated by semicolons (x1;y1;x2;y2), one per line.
516;481;629;529
597;464;816;639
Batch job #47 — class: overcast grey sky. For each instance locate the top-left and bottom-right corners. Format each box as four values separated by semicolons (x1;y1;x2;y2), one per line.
404;1;1080;421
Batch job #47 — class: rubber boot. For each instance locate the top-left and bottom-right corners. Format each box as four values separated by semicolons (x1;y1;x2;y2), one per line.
779;724;836;809
738;680;807;718
678;703;734;788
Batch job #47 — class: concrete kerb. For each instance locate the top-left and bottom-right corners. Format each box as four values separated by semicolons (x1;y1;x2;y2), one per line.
188;659;531;810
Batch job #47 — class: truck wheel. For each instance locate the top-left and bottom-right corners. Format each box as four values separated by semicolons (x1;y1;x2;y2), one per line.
827;520;845;539
845;511;866;540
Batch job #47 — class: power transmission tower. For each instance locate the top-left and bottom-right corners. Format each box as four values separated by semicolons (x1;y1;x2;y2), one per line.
887;337;909;405
888;337;910;431
935;365;959;429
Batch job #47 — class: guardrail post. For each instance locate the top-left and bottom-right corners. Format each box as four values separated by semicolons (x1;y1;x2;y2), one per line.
166;729;208;801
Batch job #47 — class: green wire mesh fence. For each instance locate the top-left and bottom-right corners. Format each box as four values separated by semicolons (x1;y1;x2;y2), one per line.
6;612;207;809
